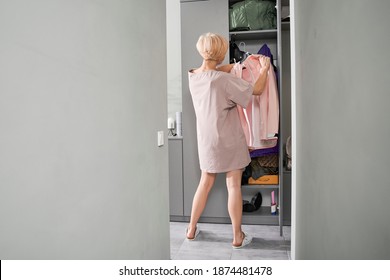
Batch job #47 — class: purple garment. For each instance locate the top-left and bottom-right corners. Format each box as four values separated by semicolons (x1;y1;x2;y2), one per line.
257;43;273;58
250;143;279;158
257;44;279;86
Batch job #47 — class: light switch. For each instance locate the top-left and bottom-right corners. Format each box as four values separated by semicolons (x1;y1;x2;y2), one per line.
157;131;164;147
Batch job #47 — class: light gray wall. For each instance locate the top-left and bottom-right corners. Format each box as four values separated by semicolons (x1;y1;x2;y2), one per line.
0;0;170;259
292;0;390;259
166;0;182;120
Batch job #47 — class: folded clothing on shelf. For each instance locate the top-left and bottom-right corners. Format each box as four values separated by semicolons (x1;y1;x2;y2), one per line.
229;0;277;31
242;154;279;184
248;175;279;185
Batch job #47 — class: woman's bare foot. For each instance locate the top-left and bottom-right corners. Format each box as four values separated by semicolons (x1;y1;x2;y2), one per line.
232;231;245;247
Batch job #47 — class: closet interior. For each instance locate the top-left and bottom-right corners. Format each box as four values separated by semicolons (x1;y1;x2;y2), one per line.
169;0;291;236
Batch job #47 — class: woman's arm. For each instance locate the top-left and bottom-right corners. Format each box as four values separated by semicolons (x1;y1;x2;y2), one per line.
253;56;271;95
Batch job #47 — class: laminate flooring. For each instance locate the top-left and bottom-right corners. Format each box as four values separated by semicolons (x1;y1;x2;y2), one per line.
170;222;291;260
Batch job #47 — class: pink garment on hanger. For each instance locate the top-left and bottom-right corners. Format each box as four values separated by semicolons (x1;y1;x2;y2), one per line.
230;54;279;149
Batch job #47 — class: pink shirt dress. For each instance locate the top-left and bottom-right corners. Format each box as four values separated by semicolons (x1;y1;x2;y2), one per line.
188;70;253;173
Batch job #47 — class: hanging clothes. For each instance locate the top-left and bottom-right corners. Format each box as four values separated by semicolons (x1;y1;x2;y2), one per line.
230;54;279;149
257;43;273;59
229;41;250;64
258;43;278;84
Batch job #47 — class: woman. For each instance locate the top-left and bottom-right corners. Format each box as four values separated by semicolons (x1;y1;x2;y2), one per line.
186;32;270;248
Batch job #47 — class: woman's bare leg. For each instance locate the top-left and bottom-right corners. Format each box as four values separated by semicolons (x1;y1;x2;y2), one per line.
226;169;245;246
187;171;216;239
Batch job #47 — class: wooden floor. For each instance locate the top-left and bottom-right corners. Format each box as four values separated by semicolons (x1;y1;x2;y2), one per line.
170;222;291;260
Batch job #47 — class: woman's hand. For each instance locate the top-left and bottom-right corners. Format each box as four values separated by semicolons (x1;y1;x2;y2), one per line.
259;56;270;72
253;56;271;95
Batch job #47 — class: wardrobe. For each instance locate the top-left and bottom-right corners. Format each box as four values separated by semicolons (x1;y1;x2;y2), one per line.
169;0;291;235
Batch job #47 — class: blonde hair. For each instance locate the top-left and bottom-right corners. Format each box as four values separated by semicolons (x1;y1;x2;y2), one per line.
196;32;228;63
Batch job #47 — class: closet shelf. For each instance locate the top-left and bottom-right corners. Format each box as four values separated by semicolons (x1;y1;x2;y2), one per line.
242;184;279;189
243;206;278;216
229;29;277;40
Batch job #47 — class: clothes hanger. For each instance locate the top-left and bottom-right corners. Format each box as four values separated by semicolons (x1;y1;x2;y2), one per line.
238;42;251;63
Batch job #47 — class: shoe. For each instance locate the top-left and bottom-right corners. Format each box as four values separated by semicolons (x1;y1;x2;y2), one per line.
253;192;262;210
232;232;252;249
243;201;255;212
186;226;200;241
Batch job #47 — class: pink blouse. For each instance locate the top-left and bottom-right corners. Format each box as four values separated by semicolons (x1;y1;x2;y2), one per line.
230;54;279;149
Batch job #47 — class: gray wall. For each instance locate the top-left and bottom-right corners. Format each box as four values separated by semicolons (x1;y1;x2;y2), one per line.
0;0;170;259
166;0;182;120
293;0;390;259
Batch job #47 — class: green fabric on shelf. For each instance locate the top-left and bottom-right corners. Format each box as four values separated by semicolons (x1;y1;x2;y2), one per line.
230;0;277;31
